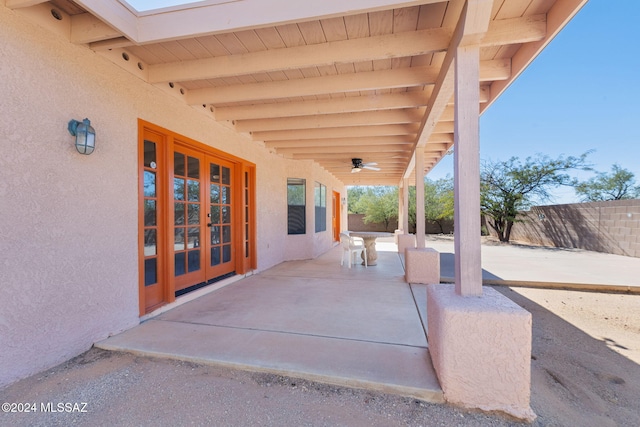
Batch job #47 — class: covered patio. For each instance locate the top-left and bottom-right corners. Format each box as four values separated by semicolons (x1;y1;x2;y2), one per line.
1;0;589;421
97;240;444;402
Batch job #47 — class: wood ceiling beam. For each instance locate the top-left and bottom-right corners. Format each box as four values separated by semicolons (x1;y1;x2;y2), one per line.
321;160;406;167
252;124;421;141
215;87;488;121
90;37;134;51
70;13;123;44
276;144;412;155
482;14;546;47
148;28;452;84
234;109;425;132
293;152;408;161
214;92;431;121
187;61;507;105
340;178;401;186
187;66;439;105
427;133;454;143
265;135;419;149
146;14;544;84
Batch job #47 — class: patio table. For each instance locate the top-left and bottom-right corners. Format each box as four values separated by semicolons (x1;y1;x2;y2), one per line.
347;231;393;266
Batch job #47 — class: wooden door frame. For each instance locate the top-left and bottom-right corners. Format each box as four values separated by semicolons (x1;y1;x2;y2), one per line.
138;120;256;315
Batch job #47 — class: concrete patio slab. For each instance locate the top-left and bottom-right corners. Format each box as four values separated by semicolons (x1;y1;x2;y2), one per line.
97;242;442;402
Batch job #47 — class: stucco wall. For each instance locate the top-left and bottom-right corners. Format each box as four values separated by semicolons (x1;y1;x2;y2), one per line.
0;6;344;387
489;200;640;258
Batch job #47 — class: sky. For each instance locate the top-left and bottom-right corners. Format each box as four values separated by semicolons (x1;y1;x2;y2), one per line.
428;0;640;204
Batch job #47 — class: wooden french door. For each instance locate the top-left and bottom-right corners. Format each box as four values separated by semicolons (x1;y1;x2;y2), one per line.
139;121;255;315
140;129;167;312
172;147;236;293
332;191;341;242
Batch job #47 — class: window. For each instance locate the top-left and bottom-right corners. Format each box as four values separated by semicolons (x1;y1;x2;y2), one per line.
315;182;326;232
287;178;306;234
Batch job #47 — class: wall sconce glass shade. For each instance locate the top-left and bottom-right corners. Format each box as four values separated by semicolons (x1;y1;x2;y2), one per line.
68;118;95;155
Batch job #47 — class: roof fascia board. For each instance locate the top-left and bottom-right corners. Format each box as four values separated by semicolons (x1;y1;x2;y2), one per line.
134;0;442;44
5;0;49;8
74;0;139;41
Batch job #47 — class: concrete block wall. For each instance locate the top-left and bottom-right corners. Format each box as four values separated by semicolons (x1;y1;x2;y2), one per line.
348;214;453;234
501;200;640;258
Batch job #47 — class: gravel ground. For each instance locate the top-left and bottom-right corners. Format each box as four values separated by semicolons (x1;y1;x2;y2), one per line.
1;287;638;427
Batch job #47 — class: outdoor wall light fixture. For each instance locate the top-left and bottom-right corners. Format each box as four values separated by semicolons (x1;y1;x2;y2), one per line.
67;118;95;155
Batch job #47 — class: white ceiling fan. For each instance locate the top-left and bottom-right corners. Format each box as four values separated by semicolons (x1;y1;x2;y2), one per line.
351;158;381;173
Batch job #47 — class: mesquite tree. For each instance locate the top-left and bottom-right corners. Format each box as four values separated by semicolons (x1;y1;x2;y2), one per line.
480;152;591;242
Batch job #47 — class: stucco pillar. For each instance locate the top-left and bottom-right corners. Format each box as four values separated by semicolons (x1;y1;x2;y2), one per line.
402;177;409;232
453;45;482;296
395;179;405;244
415;151;425;249
427;35;534;421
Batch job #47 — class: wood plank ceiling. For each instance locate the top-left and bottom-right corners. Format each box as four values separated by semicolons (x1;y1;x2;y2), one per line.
16;0;586;186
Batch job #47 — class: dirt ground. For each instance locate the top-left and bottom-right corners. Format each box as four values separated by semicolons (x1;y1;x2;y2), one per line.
1;286;638;427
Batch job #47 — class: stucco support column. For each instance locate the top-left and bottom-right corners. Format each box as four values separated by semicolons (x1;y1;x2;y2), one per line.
415;150;425;249
453;44;482;297
395;180;404;244
405;149;437;284
426;1;534;421
397;178;415;253
401;178;409;232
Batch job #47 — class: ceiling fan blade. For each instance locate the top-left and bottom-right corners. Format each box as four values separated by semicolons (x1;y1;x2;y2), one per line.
363;162;378;166
351;167;361;173
363;165;381;171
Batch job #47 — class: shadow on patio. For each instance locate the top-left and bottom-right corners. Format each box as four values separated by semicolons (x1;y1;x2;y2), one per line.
97;240;443;402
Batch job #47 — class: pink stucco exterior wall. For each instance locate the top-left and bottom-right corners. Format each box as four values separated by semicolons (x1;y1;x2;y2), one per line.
0;6;345;388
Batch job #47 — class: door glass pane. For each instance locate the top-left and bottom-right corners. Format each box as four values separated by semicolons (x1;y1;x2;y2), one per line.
187;204;200;225
144;141;156;168
211;206;220;223
174;203;185;225
174;228;185;250
144;171;156;197
175;253;186;276
174;178;185;201
221;186;230;204
144;200;156;226
211;226;220;244
222;225;231;243
222;167;230;185
210;184;220;204
187;156;200;179
222;206;229;223
210;164;220;182
174;152;185;176
211;247;220;266
223;245;231;263
144;258;157;286
188;250;200;272
144;229;157;256
187;227;200;249
187;180;200;201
